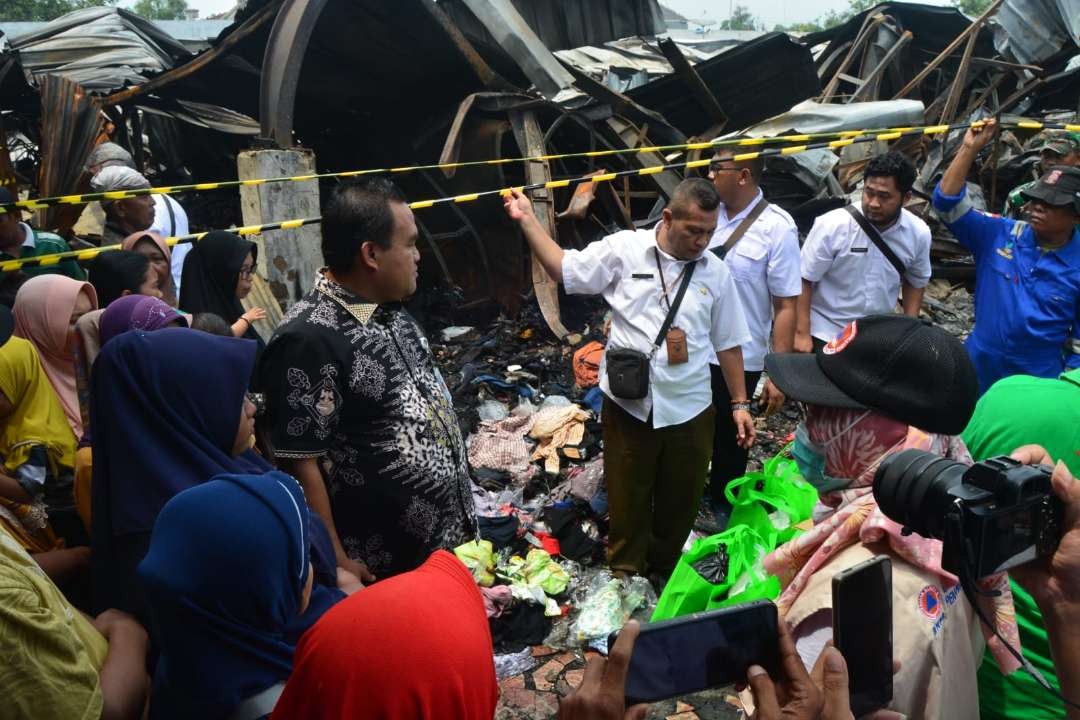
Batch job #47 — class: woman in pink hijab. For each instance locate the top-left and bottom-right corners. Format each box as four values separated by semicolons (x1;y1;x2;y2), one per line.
13;275;98;438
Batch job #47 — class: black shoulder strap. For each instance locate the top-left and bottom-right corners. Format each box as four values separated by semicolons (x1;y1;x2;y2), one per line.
164;195;177;236
845;205;906;281
713;197;770;260
651;248;697;349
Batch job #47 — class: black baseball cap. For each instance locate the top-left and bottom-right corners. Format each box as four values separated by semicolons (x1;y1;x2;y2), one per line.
0;305;13;347
765;315;978;435
1020;165;1080;213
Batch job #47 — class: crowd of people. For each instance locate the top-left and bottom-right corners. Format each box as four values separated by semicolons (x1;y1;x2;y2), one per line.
0;121;1077;720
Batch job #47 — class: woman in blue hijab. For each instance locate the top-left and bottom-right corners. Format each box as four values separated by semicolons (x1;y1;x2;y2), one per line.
89;328;339;621
138;471;314;720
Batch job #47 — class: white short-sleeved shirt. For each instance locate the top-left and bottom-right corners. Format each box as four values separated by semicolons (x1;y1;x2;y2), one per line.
708;191;802;371
149;194;190;291
562;226;751;429
800;205;932;342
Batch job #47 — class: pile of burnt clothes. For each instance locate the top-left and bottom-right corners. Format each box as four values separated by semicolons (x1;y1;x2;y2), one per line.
430;305;640;663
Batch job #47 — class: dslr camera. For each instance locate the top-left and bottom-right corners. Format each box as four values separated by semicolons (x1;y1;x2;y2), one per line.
874;450;1063;580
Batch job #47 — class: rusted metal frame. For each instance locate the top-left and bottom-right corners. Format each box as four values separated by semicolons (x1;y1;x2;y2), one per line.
961;70;1008;117
848;31;914;103
938;28;981;125
602;116;680;200
105;1;280;107
657;38;727;132
419;0;516;91
259;0;331;146
560;61;685;146
819;12;887;102
891;0;1004;100
969;56;1044;76
414;216;457;288
508;109;571;340
457;0;574;97
418;170;493;298
997;76;1046;113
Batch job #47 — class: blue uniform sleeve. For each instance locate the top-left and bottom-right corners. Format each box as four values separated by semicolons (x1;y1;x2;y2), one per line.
1068;307;1080;371
931;183;1009;257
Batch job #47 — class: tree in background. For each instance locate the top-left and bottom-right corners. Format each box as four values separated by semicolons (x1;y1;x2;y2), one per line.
953;0;992;15
1;0;114;21
720;5;759;31
130;0;187;20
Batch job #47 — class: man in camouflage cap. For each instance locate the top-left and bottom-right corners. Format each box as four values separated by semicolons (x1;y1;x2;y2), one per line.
1003;131;1080;219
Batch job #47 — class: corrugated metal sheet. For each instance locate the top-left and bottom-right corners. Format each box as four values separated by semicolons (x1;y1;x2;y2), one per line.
35;74;102;234
992;0;1080;65
7;7;192;91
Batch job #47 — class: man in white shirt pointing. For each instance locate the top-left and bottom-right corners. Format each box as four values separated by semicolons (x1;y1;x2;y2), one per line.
504;178;755;585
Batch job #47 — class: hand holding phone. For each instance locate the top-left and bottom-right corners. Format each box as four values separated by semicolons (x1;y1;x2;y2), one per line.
608;600;780;705
832;555;893;717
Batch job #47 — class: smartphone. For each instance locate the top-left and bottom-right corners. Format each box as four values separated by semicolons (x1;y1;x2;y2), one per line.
832;555;893;717
607;600;779;705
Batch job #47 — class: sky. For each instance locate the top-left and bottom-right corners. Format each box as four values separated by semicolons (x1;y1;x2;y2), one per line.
651;0;951;30
179;0;954;25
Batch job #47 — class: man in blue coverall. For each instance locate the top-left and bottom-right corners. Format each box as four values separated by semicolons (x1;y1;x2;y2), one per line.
933;118;1080;394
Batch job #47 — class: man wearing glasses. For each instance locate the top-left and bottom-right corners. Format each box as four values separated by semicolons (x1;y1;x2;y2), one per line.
504;178;754;589
705;149;801;525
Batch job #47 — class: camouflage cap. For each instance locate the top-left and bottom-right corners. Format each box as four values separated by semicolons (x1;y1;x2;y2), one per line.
1037;131;1080;157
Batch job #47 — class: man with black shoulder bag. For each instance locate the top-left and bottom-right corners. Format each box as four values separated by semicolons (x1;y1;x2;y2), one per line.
796;151;931;352
504;178;755;585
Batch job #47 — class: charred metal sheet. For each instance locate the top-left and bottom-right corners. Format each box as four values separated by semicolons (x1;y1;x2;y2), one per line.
561;62;685;146
993;0;1080;66
442;0;664;54
259;0;329;146
657;38;727;133
509;109;571;339
455;0;574;97
7;7;191;92
35;75;102;233
627;33;819;135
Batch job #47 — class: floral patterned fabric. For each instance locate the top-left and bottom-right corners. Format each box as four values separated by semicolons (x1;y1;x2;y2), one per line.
763;407;1022;673
260;271;476;578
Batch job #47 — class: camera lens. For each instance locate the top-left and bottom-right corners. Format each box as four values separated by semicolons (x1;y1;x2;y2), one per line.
873;449;968;540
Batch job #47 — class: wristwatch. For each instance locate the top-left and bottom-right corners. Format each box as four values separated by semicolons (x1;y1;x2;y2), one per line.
731;401;751;412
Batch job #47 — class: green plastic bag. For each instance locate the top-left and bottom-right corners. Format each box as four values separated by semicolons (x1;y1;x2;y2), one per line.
725;442;818;547
652;525;773;621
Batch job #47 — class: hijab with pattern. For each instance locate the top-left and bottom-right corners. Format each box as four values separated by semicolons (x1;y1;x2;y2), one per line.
139;471;312;720
763;405;1022;673
99;295;186;346
13;275;98;437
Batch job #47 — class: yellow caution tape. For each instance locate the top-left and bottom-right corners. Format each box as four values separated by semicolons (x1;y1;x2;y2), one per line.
4;118;1077;214
4;120;1076;271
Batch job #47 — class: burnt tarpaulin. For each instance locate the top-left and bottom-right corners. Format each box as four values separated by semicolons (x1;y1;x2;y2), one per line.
6;7;191;92
626;32;820;135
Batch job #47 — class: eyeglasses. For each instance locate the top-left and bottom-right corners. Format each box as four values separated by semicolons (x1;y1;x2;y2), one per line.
238;266;255;279
708;163;741;173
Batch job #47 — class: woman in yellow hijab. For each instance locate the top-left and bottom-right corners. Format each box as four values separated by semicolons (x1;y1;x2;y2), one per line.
0;307;78;553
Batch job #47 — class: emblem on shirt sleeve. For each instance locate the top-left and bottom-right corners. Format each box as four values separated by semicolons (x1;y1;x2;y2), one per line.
287;364;343;439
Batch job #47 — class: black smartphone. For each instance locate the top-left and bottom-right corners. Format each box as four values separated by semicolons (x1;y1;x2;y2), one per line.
832;555;893;717
607;600;779;705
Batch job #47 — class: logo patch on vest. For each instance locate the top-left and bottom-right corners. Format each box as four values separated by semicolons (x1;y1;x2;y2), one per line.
917;585;943;620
